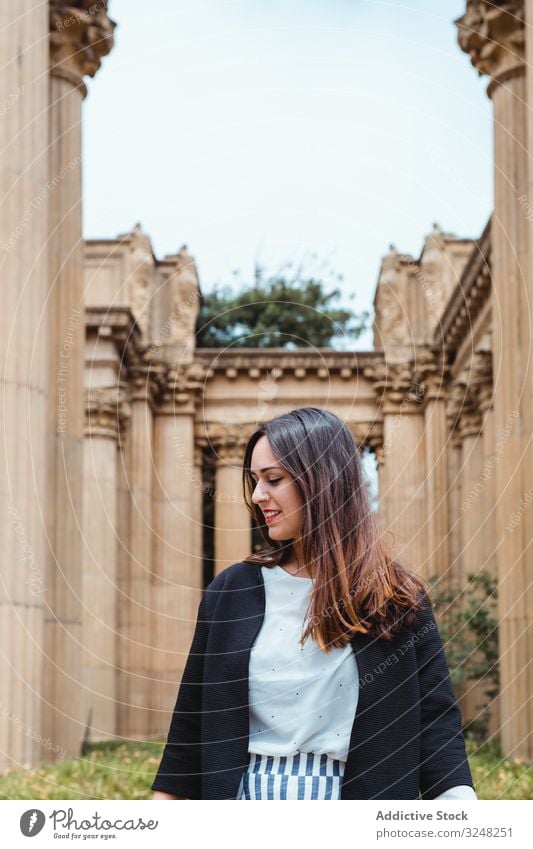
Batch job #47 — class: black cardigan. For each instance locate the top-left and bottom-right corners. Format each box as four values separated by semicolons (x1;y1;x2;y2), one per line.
151;561;474;800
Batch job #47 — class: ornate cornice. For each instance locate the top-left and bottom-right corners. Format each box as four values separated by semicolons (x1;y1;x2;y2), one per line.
85;385;131;440
50;0;116;95
435;218;492;354
194;349;384;383
456;1;525;93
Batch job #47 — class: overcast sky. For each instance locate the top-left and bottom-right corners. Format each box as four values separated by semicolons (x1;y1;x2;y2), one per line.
82;0;492;348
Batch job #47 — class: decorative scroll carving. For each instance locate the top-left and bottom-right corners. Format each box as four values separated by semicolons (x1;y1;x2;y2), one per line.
50;1;116;92
456;1;525;86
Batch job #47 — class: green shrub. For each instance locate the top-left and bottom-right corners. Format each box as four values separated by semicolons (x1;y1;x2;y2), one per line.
428;570;499;741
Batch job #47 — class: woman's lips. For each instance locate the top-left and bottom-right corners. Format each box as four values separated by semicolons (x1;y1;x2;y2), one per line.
264;511;281;524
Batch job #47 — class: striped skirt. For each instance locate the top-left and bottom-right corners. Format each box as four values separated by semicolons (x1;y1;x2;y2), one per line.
236;752;345;800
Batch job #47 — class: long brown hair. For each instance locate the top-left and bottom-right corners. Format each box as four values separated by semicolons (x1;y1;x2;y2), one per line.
242;407;428;651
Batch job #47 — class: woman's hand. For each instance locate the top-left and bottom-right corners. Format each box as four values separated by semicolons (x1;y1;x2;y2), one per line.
152;790;189;800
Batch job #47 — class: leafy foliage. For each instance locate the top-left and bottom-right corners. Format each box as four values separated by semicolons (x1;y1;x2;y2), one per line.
429;571;499;741
196;258;369;348
0;738;530;800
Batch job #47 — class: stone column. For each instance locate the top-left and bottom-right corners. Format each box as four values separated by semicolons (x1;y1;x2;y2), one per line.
192;441;205;582
422;358;451;586
365;363;428;576
150;367;204;737
457;0;533;759
43;1;115;760
81;385;130;741
457;392;484;591
475;351;500;737
213;434;251;576
446;385;465;587
472;350;497;579
0;0;50;772
457;389;487;725
117;366;156;739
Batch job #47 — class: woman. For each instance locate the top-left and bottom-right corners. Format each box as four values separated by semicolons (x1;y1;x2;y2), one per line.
152;407;476;800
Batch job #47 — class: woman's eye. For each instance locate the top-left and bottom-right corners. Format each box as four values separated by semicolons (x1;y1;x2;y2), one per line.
268;478;281;485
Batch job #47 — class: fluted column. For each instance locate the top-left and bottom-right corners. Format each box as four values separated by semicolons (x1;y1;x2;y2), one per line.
459;401;487;725
476;362;500;738
213;433;251;576
457;0;533;758
366;363;428;576
0;0;50;772
43;1;115;760
422;359;451;586
192;441;205;581
474;350;496;579
82;386;130;741
458;401;484;590
118;366;157;738
150;367;204;736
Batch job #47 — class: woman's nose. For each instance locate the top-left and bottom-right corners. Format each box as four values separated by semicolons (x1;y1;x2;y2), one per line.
252;483;269;504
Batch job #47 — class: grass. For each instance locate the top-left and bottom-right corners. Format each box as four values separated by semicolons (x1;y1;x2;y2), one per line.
0;738;530;800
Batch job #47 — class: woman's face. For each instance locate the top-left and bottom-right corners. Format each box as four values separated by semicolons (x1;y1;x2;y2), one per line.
250;435;304;542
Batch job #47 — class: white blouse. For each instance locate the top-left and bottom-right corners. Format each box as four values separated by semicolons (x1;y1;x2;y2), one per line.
248;564;358;762
247;564;477;800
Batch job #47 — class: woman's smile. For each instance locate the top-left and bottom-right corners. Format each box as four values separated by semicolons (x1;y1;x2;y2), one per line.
264;510;282;524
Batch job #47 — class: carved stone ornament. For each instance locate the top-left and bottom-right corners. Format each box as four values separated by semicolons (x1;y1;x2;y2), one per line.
164;246;201;347
158;362;207;406
50;0;116;91
85;385;131;440
374;247;410;347
446;365;484;440
363;360;425;409
202;422;255;466
456;1;525;85
127;224;154;341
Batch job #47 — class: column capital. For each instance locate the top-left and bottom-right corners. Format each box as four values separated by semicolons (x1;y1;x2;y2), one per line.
85;385;131;440
416;348;450;402
155;362;207;413
208;427;250;467
446;367;484;441
363;359;425;414
471;349;494;414
128;363;160;406
50;0;116;95
456;1;525;94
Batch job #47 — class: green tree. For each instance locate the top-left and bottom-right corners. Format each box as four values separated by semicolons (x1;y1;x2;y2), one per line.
195;259;369;348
